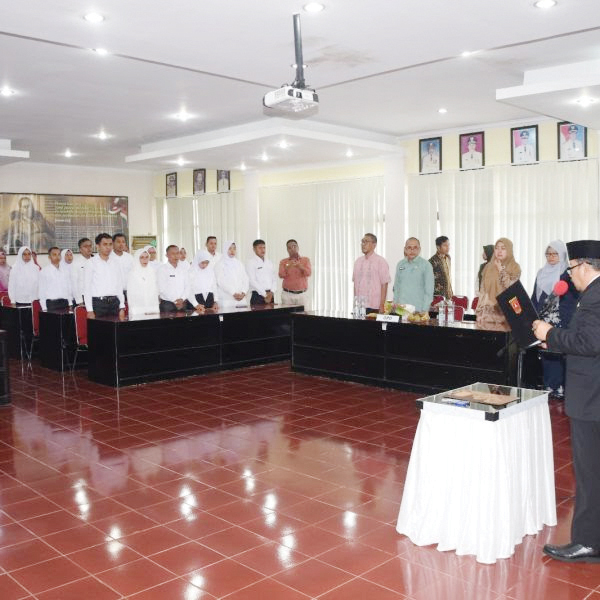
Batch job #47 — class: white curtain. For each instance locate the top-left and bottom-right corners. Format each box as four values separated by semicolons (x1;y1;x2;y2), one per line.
156;191;244;259
407;159;599;300
259;177;385;313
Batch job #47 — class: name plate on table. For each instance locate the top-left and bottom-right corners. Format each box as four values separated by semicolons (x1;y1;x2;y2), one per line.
376;314;400;323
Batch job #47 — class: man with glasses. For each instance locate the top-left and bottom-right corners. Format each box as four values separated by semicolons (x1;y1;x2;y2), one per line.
533;240;600;563
393;237;434;312
352;233;390;314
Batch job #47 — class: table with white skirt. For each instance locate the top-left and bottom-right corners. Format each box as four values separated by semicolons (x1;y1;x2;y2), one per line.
396;383;557;564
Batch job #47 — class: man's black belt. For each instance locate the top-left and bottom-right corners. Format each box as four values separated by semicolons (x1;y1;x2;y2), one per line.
283;288;306;294
93;296;118;302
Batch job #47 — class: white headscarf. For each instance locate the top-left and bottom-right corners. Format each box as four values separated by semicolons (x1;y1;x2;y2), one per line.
59;249;74;273
535;240;568;300
126;248;159;315
8;246;39;303
189;250;216;299
219;240;238;269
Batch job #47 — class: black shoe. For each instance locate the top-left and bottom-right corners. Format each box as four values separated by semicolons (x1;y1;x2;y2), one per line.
543;542;600;563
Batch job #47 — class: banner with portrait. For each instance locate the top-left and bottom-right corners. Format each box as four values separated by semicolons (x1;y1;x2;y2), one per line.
0;193;128;254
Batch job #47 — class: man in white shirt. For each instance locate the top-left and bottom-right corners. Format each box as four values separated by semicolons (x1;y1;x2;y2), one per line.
39;246;72;311
514;129;536;164
84;233;125;319
561;124;584;160
206;236;221;266
72;237;93;304
246;239;277;306
461;136;483;169
111;233;134;296
158;244;192;312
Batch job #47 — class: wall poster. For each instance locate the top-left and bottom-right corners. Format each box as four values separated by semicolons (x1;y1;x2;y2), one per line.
0;193;129;254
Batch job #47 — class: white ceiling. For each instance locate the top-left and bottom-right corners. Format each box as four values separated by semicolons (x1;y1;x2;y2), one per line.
0;0;599;171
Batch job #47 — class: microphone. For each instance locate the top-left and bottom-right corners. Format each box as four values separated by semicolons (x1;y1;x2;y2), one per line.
553;280;568;298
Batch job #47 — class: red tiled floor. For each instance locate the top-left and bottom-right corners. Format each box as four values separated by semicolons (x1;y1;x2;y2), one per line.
0;574;32;600
0;360;584;599
9;555;89;595
94;557;174;596
35;576;122;600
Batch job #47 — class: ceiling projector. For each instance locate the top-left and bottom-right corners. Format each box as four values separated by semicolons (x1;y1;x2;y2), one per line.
264;13;318;118
263;86;319;113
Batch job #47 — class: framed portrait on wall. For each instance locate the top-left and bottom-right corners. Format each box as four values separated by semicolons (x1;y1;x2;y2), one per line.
193;168;206;195
511;125;538;165
166;172;177;197
217;170;230;193
419;137;442;174
557;122;587;161
459;131;485;170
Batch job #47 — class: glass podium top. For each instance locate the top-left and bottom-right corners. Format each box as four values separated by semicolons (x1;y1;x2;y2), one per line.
416;382;548;421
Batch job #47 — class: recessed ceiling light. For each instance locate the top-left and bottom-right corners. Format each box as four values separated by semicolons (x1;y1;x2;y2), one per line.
278;140;289;149
173;109;193;122
534;0;557;8
574;96;597;107
240;163;247;171
176;157;187;167
0;86;16;97
93;48;109;56
303;3;325;13
84;12;105;23
64;149;73;158
345;149;353;158
96;130;109;140
261;152;269;161
438;108;447;114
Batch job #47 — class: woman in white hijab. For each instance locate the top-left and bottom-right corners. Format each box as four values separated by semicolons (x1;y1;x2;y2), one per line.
8;246;39;305
60;248;76;304
532;240;568;312
126;248;159;316
187;250;219;313
215;241;249;308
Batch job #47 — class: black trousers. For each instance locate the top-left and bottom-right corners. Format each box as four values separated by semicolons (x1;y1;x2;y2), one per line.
46;298;69;311
194;293;215;309
92;297;120;317
250;291;273;306
160;299;193;313
570;418;600;546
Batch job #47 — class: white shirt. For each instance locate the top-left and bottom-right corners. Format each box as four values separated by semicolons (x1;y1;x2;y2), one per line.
157;262;188;302
215;257;249;307
207;250;222;267
8;261;39;304
72;254;91;304
84;254;125;312
39;263;72;311
246;254;277;297
461;150;483;169
111;250;134;291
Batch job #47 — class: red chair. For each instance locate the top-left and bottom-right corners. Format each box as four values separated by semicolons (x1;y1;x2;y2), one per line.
431;295;444;308
26;300;42;361
452;295;468;310
1;294;11;307
72;305;88;370
454;305;465;321
471;297;479;310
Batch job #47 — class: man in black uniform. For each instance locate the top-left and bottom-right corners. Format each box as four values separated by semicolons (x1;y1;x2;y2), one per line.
533;239;600;563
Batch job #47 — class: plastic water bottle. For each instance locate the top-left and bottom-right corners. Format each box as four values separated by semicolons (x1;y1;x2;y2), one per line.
446;300;455;324
359;296;366;318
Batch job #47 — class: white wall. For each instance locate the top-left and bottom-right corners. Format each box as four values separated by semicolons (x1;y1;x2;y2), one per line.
0;161;155;266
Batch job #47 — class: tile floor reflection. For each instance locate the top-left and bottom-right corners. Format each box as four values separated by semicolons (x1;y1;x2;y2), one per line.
0;361;596;599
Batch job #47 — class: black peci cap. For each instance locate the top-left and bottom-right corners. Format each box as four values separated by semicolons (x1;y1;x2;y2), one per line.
567;240;600;260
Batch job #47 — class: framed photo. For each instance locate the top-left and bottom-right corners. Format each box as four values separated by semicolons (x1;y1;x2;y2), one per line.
193;168;206;195
166;172;177;198
459;131;485;170
558;122;587;161
511;125;538;165
216;170;230;193
419;137;442;174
